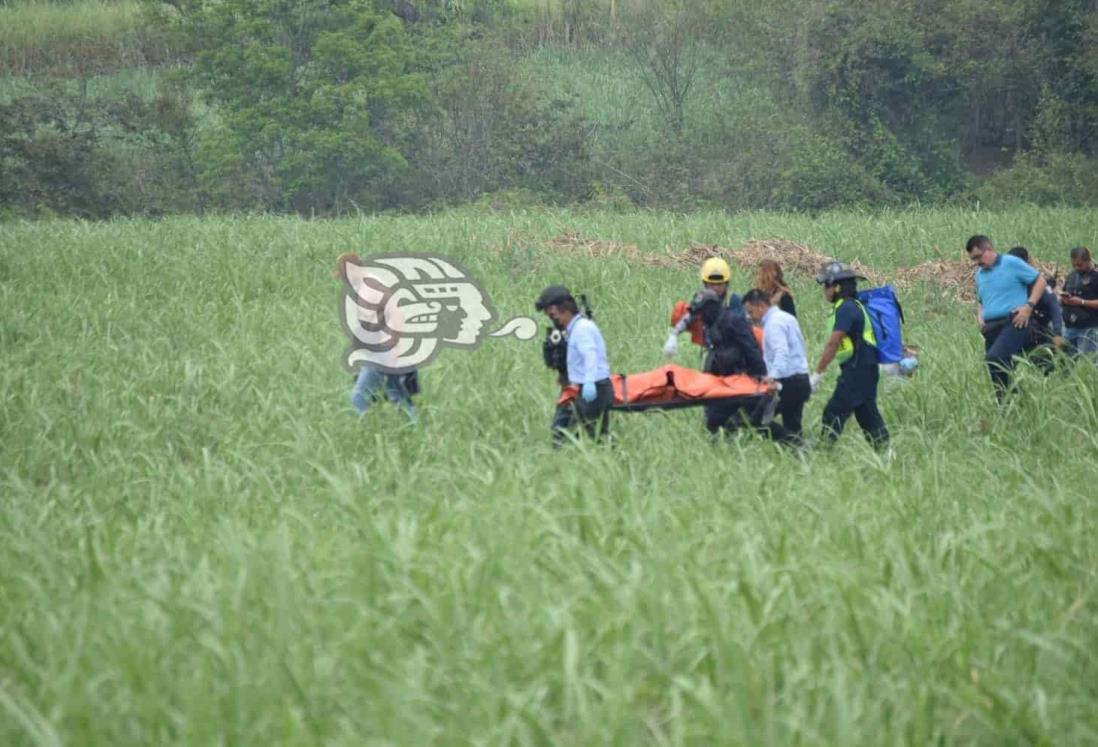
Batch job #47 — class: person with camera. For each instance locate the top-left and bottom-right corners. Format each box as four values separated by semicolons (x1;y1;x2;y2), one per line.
1061;246;1098;363
535;285;613;446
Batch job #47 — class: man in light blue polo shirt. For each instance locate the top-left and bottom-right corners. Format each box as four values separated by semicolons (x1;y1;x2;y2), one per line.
535;285;613;445
966;235;1047;400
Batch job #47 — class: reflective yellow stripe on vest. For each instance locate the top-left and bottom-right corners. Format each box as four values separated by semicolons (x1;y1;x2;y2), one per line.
827;298;877;364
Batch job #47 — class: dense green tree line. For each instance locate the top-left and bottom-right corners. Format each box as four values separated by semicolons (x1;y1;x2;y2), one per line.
1;0;1095;217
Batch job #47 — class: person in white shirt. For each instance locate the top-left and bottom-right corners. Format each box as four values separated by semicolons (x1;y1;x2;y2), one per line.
743;288;811;445
534;285;613;446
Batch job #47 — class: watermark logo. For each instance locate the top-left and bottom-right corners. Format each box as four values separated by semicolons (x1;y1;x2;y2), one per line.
338;252;538;374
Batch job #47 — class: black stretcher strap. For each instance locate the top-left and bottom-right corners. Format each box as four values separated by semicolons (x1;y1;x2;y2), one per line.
608;394;763;412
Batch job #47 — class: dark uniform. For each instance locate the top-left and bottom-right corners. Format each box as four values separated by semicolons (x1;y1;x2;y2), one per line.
696;296;769;435
1021;284;1063;374
821;297;889;448
777;291;797;317
1063;264;1098;358
1006;251;1063;374
1030;286;1063;345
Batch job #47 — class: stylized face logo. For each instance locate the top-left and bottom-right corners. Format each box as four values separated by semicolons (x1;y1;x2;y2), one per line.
393;281;494;345
339;253;536;374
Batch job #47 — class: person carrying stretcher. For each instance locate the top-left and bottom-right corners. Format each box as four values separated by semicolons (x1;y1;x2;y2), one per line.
535;285;613;447
662;257;751;358
661;257;768;435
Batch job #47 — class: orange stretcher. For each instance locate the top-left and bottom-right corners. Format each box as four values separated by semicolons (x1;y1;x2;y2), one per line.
556;364;771;412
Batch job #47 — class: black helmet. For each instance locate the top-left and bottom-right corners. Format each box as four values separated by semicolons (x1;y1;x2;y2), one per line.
815;261;866;286
534;284;574;311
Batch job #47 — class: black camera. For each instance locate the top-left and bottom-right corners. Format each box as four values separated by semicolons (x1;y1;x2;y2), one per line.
543;324;569;383
536;291;593;385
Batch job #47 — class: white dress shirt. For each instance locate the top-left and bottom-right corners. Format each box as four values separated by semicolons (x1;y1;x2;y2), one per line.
760;306;809;379
565;315;611;384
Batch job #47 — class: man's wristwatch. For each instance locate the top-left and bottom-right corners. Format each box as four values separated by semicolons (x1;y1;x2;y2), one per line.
1025;300;1035;308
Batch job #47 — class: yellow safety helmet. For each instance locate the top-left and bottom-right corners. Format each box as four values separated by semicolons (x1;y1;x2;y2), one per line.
699;257;731;284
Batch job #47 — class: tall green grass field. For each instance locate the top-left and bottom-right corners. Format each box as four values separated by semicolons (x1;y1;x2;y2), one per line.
1;207;1096;745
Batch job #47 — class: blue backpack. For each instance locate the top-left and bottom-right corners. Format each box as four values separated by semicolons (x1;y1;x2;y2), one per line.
857;285;905;364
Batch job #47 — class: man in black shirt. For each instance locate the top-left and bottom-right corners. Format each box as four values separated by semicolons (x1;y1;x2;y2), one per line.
1007;246;1064;374
690;279;769;435
1062;246;1098;362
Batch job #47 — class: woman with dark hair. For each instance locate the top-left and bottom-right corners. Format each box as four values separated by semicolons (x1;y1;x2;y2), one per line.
756;259;796;317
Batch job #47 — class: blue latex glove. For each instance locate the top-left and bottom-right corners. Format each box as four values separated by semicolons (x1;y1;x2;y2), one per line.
581;381;597;403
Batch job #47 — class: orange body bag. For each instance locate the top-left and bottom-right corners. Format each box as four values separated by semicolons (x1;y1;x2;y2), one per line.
557;364;768;411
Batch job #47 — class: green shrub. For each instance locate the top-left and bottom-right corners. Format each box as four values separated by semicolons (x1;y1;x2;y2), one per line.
974;152;1098;207
389;31;594;209
472;187;547;211
186;0;429;215
0;0;183;74
582;181;636;212
771;132;896;211
0;80;199;218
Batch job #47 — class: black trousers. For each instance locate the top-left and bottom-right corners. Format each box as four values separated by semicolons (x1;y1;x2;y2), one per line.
982;318;1033;400
704;395;773;437
821;364;889;449
704;401;751;435
1021;324;1058;376
766;373;811;445
552;378;613;446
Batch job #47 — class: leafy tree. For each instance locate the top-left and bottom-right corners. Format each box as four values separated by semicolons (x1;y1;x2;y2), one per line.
0;80;200;218
185;0;428;213
387;28;594;207
0;87;107;218
620;1;710;137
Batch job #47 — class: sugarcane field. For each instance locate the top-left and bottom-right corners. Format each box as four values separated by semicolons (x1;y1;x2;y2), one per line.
2;1;1097;745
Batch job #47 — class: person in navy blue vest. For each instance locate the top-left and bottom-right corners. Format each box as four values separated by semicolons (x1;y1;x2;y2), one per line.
966;235;1047;400
810;262;889;450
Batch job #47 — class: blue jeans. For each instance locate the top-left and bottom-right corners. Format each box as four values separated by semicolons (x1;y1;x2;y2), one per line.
1065;327;1098;362
351;365;416;420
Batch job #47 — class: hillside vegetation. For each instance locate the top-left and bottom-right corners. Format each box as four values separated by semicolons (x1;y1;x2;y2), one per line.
1;0;1097;218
